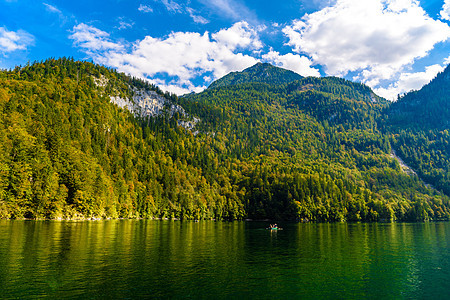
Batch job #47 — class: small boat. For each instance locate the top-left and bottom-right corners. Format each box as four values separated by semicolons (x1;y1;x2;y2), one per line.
267;224;282;230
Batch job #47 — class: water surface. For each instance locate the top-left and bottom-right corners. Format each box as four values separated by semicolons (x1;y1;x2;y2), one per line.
1;220;449;299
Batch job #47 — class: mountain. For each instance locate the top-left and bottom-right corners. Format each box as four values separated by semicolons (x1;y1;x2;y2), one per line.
0;58;219;220
386;65;450;196
181;66;448;221
208;62;303;89
284;76;388;127
387;65;450;130
0;58;449;221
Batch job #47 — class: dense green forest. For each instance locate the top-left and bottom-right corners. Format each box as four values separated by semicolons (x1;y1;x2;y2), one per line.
0;58;225;220
385;65;450;196
208;62;303;89
0;58;449;221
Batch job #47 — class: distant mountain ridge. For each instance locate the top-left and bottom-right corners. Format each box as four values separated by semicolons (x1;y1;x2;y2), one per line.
207;63;388;129
286;76;385;104
208;62;303;89
386;64;450;196
387;65;450;130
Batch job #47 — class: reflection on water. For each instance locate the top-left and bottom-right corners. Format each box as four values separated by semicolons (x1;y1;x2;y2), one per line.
1;220;450;298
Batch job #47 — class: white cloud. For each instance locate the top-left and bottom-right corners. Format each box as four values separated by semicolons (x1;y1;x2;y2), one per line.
445;56;450;65
69;23;124;52
262;50;320;77
441;0;450;21
116;18;134;30
153;0;209;24
186;7;209;24
138;4;153;13
212;22;262;50
150;78;207;95
190;14;209;24
0;27;34;53
374;64;444;100
283;0;450;87
43;3;62;14
197;0;257;22
71;22;261;94
198;0;239;20
157;0;182;13
117;21;134;30
42;2;74;26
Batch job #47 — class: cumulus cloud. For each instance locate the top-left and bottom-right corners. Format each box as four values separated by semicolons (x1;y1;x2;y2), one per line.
69;23;124;53
283;0;450;87
262;50;320;77
138;4;153;13
374;64;445;100
0;27;34;53
151;78;207;95
212;22;262;50
441;0;450;21
70;22;261;94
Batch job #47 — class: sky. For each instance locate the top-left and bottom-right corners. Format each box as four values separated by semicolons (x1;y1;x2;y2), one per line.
0;0;449;100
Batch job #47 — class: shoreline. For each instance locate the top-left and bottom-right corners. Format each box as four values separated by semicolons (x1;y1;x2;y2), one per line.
1;217;448;223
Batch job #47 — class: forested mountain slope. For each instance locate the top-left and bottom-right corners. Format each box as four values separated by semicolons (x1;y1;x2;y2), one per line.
0;58;224;219
387;65;450;130
386;65;450;195
181;71;449;221
0;58;448;221
208;62;303;89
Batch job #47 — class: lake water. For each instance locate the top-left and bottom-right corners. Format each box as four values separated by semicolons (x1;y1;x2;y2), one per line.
1;220;450;299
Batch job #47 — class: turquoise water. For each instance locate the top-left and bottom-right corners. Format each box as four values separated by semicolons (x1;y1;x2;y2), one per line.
1;220;450;299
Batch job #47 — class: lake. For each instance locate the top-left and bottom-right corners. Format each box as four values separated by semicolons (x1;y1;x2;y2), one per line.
1;220;450;299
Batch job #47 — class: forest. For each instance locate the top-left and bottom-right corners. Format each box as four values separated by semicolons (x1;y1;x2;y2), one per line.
0;58;448;222
385;65;450;197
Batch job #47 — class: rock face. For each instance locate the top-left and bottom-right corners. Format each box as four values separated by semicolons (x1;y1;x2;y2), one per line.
96;75;199;131
110;89;167;117
133;89;167;117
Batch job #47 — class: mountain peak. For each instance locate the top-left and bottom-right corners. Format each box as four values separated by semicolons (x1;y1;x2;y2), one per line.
243;62;275;71
208;63;303;89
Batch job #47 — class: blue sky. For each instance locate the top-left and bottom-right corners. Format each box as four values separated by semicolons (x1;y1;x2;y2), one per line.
1;0;449;99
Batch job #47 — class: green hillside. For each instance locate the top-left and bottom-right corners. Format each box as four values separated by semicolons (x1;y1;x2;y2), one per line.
386;65;450;195
0;58;449;221
387;65;450;130
0;58;225;220
181;73;448;221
